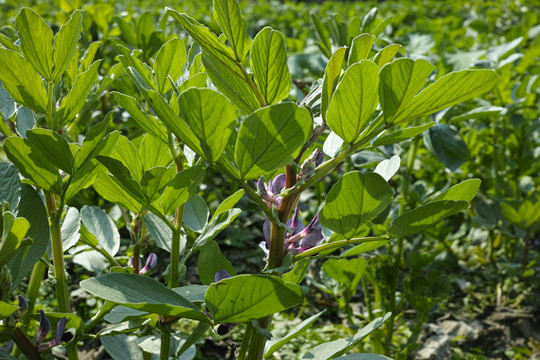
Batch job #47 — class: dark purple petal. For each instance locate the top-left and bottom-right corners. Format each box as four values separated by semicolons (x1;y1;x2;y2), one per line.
287;208;305;236
214;270;231;282
35;310;51;346
54;317;67;345
16;295;28;318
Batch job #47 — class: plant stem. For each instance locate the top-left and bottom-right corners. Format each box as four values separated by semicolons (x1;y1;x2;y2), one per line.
247;315;273;360
237;323;254;360
384;136;419;354
45;191;78;359
47;81;56;130
160;328;171;360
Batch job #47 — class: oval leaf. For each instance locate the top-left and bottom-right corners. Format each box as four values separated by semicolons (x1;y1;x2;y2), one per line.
235;103;312;179
388;200;469;238
80;273;209;322
205;274;303;323
178;88;237;163
251;27;290;105
327;60;380;144
320;172;393;239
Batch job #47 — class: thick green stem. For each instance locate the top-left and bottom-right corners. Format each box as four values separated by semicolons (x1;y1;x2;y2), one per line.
160;328;171;360
385;136;419;354
45;192;78;359
247;315;273;360
237;324;254;360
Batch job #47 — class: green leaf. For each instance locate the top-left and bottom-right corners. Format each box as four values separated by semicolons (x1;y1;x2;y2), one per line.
302;313;391;359
101;335;144;360
110;136;144;182
0;81;17;121
96;156;146;205
183;195;209;232
3;137;62;193
154;38;187;94
348;34;375;66
212;189;244;220
141;167;174;203
0;162;21;210
116;46;157;91
379;58;434;125
26;129;74;174
80;273;209;322
265;310;326;358
0;301;19;318
93;170;144;213
15;107;34;137
178;88;237;163
194;208;242;248
139;134;171;170
341;240;390;257
197;240;236;285
0;214;30;266
374;44;403;67
235;103;312;179
251;27;290;105
15;8;54;80
145;212;173;252
7;184;49;290
201;52;261;114
53;60;102;129
160;165;206;215
320;172;393;239
61;206;80;252
81;205;120;256
372;122;434;146
423;124;469;171
205;274;303;323
52;10;83;81
322;258;367;290
380;58;498;126
73;115;117;170
448;105;505;122
282;259;309;284
431;179;481;203
178;73;207;92
213;0;251;61
112;92;168;145
327;60;380;144
65;159;101;202
0;48;48;113
310;13;332;59
388;200;469;237
139;89;203;155
321;47;347;122
167;9;235;61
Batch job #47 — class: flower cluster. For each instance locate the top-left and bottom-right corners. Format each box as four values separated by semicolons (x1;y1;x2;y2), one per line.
261;208;324;255
35;310;72;353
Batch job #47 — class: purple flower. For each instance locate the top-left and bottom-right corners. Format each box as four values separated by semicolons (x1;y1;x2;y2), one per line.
37;316;70;353
139;253;158;275
214;270;231;282
34;310;51;347
261;209;324;256
256;174;286;208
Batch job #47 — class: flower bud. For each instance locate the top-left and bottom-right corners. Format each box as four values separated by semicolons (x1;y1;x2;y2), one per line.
139;253;158;275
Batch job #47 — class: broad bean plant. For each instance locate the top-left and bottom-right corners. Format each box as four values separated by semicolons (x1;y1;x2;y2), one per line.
0;1;497;359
